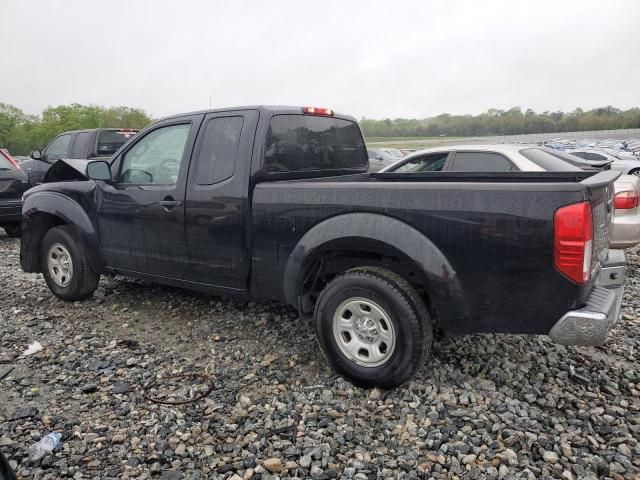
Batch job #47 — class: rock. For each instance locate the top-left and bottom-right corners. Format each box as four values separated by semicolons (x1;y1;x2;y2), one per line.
239;394;252;407
320;389;334;401
500;449;518;466
616;444;632;457
111;381;133;394
299;455;312;468
174;444;187;457
80;383;98;393
263;458;282;473
542;451;559;464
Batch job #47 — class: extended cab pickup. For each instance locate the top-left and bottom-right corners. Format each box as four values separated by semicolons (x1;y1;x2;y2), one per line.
20;106;625;387
21;128;138;186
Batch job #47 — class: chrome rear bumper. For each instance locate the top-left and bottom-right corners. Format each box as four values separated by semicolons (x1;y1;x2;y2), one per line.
549;250;625;346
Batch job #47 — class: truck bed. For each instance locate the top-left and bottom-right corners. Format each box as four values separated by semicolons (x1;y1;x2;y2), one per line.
251;170;616;337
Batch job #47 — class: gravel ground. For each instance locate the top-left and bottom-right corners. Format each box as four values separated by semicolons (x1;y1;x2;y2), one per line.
1;231;639;480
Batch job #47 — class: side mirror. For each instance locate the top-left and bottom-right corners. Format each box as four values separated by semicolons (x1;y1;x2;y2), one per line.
86;160;112;181
376;155;384;161
30;150;42;160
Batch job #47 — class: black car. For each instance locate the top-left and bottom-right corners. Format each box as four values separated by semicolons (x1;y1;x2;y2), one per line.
21;128;138;186
0;149;29;237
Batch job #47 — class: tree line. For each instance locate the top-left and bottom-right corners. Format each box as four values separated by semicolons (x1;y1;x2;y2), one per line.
360;106;640;138
2;103;640;155
0;103;153;155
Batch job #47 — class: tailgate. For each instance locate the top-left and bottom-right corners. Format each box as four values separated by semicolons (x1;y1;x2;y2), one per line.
581;171;619;271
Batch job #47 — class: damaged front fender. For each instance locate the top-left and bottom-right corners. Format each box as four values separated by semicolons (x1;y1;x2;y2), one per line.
42;159;92;183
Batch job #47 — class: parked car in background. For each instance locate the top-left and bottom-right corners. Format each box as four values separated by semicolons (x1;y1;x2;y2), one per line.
383;144;640;249
381;148;405;160
21;128;138;186
367;148;396;171
567;148;640;176
0;149;29;237
19;106;624;387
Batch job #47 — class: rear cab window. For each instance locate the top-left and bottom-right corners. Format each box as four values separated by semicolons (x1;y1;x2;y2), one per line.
97;130;137;156
264;115;367;173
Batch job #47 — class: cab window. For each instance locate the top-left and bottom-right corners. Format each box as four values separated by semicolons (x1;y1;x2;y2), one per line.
119;124;190;184
449;152;517;172
45;134;71;160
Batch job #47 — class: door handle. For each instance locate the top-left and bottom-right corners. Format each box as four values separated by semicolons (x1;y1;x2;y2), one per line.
158;197;182;211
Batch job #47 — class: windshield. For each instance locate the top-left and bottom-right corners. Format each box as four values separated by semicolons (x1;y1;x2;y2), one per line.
97;130;137;156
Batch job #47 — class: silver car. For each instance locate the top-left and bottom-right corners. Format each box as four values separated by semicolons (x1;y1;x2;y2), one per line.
382;144;640;249
566;148;640;176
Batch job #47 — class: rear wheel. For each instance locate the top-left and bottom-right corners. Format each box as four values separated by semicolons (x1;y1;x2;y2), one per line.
630;169;640;176
314;266;432;388
40;226;99;301
2;224;21;238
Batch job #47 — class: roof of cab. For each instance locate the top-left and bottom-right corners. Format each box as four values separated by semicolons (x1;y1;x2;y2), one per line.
159;105;358;124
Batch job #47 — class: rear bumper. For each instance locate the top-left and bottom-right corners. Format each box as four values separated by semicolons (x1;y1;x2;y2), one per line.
549;250;625;346
610;211;640;249
0;199;22;223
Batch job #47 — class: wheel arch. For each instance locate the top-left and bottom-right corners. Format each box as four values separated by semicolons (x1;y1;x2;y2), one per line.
283;212;469;328
21;192;104;273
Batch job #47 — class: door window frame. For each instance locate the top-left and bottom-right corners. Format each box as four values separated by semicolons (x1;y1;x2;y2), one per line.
44;133;73;161
111;119;195;188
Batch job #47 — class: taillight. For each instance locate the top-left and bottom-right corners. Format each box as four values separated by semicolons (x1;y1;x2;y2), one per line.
614;190;639;210
554;201;593;284
302;106;334;116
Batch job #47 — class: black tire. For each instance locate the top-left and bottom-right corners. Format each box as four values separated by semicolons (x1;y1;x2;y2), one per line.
314;266;432;388
40;225;100;301
2;224;21;238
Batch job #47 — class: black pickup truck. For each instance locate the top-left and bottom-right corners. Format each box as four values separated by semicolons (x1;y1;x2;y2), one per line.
21;128;137;186
20;106;625;387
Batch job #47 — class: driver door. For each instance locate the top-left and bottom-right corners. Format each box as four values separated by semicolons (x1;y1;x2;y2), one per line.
96;115;204;279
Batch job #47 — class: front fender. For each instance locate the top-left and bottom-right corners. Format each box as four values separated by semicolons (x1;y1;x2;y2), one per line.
21;191;103;273
283;212;469;326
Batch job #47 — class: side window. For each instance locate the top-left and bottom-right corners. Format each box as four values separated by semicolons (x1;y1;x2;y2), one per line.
45;134;71;160
71;132;91;158
392;153;448;173
449;152;516;172
119;124;190;185
195;116;244;185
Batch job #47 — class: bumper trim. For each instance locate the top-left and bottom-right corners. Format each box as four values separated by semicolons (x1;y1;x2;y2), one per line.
549;250;625;346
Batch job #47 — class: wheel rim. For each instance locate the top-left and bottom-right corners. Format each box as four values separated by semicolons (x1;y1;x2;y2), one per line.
632;170;640;176
47;243;73;287
332;297;396;367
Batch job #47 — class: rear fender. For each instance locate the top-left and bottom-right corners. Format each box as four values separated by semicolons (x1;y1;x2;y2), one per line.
284;212;469;327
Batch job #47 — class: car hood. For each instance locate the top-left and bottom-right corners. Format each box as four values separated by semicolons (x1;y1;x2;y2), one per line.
43;159;91;183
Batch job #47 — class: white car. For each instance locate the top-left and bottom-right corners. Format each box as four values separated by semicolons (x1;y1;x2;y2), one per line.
382;144;640;249
566;148;640;176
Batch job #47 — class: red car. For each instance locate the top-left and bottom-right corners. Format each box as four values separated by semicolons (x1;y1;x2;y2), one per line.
0;149;29;237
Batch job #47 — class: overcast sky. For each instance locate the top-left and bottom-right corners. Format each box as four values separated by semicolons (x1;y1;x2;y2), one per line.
1;0;639;120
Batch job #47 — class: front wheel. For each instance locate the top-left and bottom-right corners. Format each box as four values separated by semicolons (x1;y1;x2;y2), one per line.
314;267;432;388
40;226;100;301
